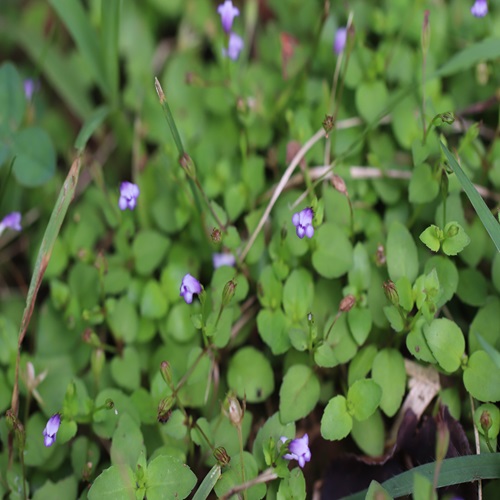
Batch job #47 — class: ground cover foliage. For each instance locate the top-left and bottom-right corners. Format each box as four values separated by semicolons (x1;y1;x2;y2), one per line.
1;0;500;498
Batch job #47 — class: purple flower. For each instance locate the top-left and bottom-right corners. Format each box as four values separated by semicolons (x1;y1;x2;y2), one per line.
223;32;244;61
0;212;22;234
334;27;347;54
43;414;61;447
471;0;488;16
23;79;39;100
218;0;240;33
180;274;202;304
213;253;236;269
118;182;140;211
292;207;314;239
282;434;311;468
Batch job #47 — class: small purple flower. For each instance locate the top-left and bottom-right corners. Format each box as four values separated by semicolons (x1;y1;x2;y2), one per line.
118;182;140;211
471;0;488;17
334;27;347;54
218;0;240;33
43;414;61;447
213;253;236;269
0;212;22;233
180;273;202;304
282;434;311;468
292;207;314;239
223;32;244;61
23;79;39;101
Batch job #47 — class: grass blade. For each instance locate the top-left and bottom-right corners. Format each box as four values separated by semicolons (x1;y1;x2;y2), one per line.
49;0;109;97
343;453;500;499
101;0;121;106
192;465;221;500
10;157;83;416
440;141;500;252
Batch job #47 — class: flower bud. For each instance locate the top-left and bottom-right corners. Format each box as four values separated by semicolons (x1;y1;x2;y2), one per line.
158;396;175;423
480;410;492;434
160;361;173;387
213;446;231;467
179;153;197;179
383;280;399;306
211;227;222;243
332;175;348;196
322;115;335;136
376;244;386;266
226;394;244;427
105;399;115;410
339;294;356;312
91;348;105;383
82;328;101;348
435;419;450;463
222;279;237;307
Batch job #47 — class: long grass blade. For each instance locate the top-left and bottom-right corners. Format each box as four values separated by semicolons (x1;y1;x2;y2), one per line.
101;0;121;106
440;141;500;252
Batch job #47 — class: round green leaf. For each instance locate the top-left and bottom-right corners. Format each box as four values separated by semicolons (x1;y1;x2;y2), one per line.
424;256;458;308
88;465;135;500
347;379;382;421
279;365;320;424
133;230;170;276
106;296;139;342
110;347;141;391
140;280;168;319
0;61;26;129
12;127;56;186
355;80;389;123
351;409;385;457
387;221;419;283
257;308;290;355
464;350;500;402
164;303;197;342
33;476;78;500
457;268;488;307
409;163;439;203
347;307;372;345
110;413;145;468
424;318;465;373
321;395;352;441
348;345;378;387
227;347;274;403
312;223;353;279
282;269;314;323
146;455;196;500
257;265;283;309
348;242;371;291
372;349;406;417
252;412;295;470
442;222;470;256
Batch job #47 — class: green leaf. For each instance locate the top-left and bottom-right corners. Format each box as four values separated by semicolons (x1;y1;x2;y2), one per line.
282;269;314;323
440;142;500;252
474;331;500;369
146;455;197;500
33;476;78;500
424;256;458;308
424;318;465;373
0;61;26;130
347;307;372;345
312;223;353;279
277;467;306;500
441;222;470;256
88;465;136;499
49;0;110;97
409;164;439;203
140;280;168;319
387;221;419;283
351;410;385;457
252;412;295;470
257;266;283;309
107;296;139;343
133;230;170;276
355;80;389;123
457;268;487;307
12;127;56;186
110;347;141;391
474;404;500;440
110;413;145;468
347;379;382;421
419;225;442;252
436;38;500;77
464;350;500;402
372;349;406;417
407;318;437;364
279;365;320;424
192;465;221;500
321;395;352;441
257;309;291;355
412;473;437;500
74;105;110;151
227;347;275;403
348;345;378;387
348;242;371;291
101;0;121;104
365;480;392;500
